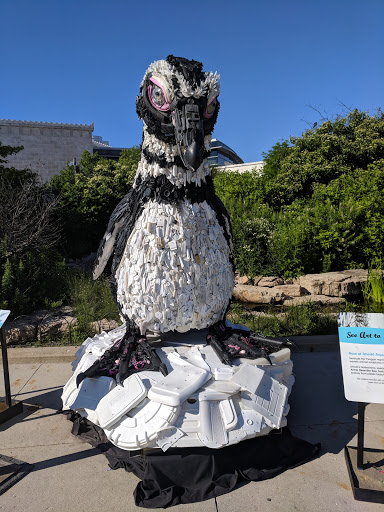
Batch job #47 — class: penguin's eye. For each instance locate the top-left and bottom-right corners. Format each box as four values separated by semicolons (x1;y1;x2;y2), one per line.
204;97;218;119
151;85;165;106
148;78;170;112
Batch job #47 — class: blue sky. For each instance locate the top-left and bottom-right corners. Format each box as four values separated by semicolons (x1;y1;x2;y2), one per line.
2;0;383;163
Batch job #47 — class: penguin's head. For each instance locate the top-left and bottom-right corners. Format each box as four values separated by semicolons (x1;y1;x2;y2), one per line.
136;55;220;172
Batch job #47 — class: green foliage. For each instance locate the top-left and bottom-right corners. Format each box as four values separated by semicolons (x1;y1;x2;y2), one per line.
0;143;65;315
362;262;384;304
67;272;119;322
214;109;384;277
228;302;337;337
65;272;120;342
0;249;67;315
0;140;24;163
48;147;141;257
261;109;384;207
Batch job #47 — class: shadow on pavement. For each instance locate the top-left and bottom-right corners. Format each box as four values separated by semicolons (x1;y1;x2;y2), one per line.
289;351;358;455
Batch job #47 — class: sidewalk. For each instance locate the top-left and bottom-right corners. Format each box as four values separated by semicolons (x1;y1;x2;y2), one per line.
0;343;383;512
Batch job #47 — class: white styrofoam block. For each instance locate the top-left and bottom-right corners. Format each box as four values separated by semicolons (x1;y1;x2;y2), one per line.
198;400;228;448
214;367;234;381
69;376;116;424
61;373;78;410
105;398;180;450
231;364;265;395
219;398;238;431
198;380;240;401
156;426;185;451
241;375;288;429
148;365;210;406
96;374;147;430
241;410;263;433
185;346;211;372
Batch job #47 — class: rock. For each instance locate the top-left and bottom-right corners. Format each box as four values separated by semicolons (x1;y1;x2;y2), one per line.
91;319;120;332
283;295;346;306
233;284;286;304
257;276;284;287
299;269;368;297
283;278;300;285
7;307;77;344
272;285;303;298
236;275;252;285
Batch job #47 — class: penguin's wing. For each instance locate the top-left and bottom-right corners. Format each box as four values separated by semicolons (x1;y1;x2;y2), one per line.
93;189;136;279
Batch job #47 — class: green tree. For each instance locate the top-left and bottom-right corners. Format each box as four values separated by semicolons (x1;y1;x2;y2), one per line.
48;147;141;257
262;109;384;207
214;109;384;277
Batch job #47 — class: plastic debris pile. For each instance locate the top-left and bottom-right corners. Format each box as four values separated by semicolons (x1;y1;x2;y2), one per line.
62;324;294;451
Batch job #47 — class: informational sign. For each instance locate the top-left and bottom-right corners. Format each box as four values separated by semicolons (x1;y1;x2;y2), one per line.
0;310;10;329
338;312;384;404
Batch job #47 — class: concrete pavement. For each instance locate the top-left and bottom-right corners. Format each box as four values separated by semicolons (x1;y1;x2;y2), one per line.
0;344;384;512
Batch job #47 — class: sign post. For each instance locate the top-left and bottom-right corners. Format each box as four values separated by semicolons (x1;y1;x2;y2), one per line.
0;310;23;425
338;312;384;503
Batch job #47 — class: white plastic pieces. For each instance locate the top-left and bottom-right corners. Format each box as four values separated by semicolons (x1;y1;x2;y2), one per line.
62;329;295;452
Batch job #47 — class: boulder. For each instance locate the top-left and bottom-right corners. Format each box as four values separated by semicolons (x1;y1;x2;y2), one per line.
236;275;252;285
257;276;284;287
273;284;303;298
299;269;368;297
283;295;346;306
233;284;286;304
7;307;77;344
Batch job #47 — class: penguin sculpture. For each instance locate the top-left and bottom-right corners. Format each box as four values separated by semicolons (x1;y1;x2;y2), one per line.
63;58;296;452
74;55;292;387
94;55;233;335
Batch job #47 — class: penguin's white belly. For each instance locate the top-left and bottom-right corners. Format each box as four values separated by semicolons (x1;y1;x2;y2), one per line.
115;199;234;334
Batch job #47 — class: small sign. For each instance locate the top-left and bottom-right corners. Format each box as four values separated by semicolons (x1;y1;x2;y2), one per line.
338;313;384;404
0;310;10;329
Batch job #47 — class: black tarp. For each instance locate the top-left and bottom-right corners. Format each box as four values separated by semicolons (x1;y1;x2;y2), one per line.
67;412;321;508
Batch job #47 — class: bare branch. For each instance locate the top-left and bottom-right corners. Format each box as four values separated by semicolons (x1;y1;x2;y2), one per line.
0;174;61;259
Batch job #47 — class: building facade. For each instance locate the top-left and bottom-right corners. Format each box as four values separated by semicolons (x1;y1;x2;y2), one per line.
0;119;93;182
207;139;244;167
0;119;257;181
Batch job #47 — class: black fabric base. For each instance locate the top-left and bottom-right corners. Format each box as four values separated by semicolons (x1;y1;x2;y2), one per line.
66;412;321;508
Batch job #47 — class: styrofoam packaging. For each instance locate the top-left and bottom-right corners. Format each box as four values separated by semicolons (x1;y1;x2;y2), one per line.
69;376;116;425
148;364;211;406
96;373;147;430
104;398;180;450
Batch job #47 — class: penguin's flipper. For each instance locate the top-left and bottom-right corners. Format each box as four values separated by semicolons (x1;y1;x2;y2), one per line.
93;189;135;279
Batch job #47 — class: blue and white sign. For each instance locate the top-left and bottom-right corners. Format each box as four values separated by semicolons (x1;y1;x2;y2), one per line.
338;312;384;404
0;310;10;329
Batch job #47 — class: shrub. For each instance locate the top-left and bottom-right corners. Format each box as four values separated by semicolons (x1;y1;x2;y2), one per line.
214;109;384;277
48;147;141;258
0;145;65;315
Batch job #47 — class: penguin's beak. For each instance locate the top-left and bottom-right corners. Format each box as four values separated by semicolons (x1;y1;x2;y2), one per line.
172;103;205;171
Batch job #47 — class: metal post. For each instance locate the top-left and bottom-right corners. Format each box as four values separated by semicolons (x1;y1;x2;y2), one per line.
1;323;12;408
357;402;366;470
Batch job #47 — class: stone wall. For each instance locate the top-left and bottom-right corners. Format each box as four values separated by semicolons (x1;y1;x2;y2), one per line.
0;119;94;182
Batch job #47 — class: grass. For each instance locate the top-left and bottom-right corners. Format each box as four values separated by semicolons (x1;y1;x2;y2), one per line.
63;271;120;344
362;266;384;304
227;301;338;337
